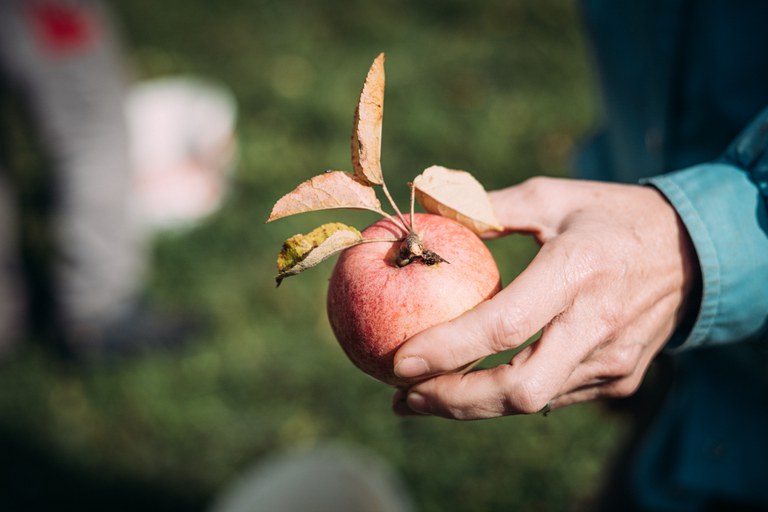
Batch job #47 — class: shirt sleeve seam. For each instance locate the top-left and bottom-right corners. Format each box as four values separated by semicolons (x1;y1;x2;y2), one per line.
643;175;721;351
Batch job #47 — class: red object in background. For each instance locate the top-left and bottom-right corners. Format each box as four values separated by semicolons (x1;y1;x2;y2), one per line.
26;0;100;56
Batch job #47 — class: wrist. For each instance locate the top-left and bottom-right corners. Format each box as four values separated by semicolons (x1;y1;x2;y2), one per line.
645;163;768;350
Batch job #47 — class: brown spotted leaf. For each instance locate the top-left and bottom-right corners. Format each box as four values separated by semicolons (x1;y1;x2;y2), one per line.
267;171;383;222
275;223;363;286
413;165;503;235
351;53;385;185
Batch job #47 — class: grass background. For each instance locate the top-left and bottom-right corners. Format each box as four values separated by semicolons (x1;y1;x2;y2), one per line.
0;1;630;510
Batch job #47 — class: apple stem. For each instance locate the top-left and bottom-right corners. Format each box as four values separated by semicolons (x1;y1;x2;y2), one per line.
408;181;417;234
358;237;403;244
373;208;409;232
381;181;412;236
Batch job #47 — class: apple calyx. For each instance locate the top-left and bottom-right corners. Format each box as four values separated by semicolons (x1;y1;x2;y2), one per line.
396;231;447;268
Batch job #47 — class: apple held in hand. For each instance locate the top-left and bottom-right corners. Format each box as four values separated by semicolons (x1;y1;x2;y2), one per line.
327;213;501;387
268;53;505;387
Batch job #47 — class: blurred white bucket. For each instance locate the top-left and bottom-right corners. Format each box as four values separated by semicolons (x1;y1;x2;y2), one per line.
126;76;238;231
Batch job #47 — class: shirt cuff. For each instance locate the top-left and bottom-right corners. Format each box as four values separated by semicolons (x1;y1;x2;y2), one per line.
644;163;768;351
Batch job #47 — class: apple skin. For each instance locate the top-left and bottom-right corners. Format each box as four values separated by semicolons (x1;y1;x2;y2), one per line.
327;213;502;387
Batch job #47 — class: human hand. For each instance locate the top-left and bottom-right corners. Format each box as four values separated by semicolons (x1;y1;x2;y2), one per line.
392;177;699;419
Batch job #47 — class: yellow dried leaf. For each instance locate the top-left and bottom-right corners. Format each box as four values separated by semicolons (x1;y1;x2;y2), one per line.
267;171;382;222
414;165;503;235
275;223;362;286
351;53;385;185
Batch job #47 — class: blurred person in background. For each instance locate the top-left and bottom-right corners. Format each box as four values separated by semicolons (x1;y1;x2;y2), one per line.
0;2;415;512
0;0;234;360
393;2;768;511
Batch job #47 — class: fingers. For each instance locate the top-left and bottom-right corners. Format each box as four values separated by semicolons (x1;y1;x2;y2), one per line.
553;296;678;405
394;312;601;419
392;349;569;419
394;299;674;420
550;354;651;410
393;240;574;382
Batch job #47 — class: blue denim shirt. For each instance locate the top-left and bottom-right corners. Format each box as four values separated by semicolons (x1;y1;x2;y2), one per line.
579;1;768;509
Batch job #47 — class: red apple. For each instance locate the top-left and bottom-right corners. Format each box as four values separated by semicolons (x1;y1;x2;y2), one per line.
327;213;502;387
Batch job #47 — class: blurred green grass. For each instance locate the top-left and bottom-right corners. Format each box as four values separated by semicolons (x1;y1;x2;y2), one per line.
0;1;628;510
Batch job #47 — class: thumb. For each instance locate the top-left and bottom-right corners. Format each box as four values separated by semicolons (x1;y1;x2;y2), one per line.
393;240;570;381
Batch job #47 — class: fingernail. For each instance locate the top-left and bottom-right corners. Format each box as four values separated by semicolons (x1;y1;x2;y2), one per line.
406;392;431;415
394;357;430;378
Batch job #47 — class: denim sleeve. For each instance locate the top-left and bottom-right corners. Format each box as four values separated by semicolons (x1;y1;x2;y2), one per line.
643;108;768;351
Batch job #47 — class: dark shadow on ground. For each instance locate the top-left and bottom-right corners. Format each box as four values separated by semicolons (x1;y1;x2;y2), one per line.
0;426;209;512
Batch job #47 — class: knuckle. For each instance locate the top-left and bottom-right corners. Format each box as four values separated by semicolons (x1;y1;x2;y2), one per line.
569;239;604;279
486;306;530;352
543;237;600;297
606;375;643;398
501;376;549;415
518;177;556;211
521;176;554;194
605;345;641;377
555;232;622;287
602;311;623;341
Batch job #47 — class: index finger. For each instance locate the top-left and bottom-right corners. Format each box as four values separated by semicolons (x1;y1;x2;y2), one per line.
393;241;572;381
